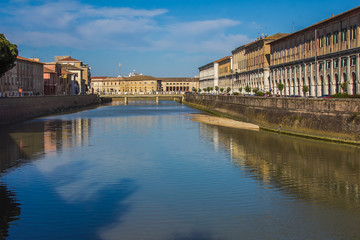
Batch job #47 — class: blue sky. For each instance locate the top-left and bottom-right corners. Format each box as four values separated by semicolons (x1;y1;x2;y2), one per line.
0;0;358;77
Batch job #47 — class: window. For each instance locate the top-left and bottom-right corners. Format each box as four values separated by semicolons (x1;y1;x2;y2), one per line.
326;61;331;69
319;36;323;48
341;58;347;67
333;31;339;44
319;62;323;71
326;34;331;46
350;56;356;66
350;25;357;40
341;28;347;42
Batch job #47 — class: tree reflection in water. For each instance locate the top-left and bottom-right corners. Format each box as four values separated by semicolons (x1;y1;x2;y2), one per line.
0;185;20;239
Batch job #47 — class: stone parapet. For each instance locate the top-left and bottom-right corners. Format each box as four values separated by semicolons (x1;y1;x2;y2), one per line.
185;94;360;142
0;95;101;125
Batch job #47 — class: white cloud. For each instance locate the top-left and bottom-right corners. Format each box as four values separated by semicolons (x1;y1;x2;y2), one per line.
1;0;251;54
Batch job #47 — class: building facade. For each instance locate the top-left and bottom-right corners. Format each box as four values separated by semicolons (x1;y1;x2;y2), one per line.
198;62;216;91
43;63;62;95
270;7;360;97
91;76;161;94
55;56;91;94
217;56;232;91
160;78;199;93
232;33;288;94
0;56;44;97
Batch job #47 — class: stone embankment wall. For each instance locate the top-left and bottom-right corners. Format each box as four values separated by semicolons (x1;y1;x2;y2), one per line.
185;94;360;142
0;95;101;125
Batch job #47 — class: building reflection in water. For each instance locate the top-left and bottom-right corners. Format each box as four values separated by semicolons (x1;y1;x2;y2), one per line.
199;123;360;209
0;118;91;239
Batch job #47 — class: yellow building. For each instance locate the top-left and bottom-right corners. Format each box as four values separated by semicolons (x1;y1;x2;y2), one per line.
231;33;288;94
217;56;232;91
160;78;199;92
91;76;161;94
55;56;91;94
270;6;360;96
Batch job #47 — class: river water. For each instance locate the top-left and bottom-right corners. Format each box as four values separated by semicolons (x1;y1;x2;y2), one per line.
0;101;360;240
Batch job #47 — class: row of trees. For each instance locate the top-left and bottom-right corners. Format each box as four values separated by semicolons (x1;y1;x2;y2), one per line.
194;82;349;97
276;82;348;97
192;86;232;94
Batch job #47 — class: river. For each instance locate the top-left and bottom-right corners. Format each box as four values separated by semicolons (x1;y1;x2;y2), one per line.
0;101;360;240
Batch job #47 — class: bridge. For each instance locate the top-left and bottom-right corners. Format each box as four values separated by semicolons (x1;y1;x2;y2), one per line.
99;94;185;105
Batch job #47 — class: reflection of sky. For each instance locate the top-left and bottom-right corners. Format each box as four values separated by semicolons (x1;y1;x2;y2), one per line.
2;101;360;239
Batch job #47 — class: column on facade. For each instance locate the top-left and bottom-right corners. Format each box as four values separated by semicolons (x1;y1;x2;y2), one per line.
310;63;315;97
285;68;288;95
316;61;321;97
264;69;270;92
299;65;303;96
289;67;293;95
323;61;327;96
330;59;334;95
271;70;275;93
356;54;360;95
346;55;351;94
304;64;308;96
295;65;298;96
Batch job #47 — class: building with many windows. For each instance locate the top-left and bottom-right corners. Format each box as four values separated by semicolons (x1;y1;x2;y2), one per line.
160;78;199;93
0;56;44;97
232;33;288;94
270;6;360;96
91;76;161;94
55;56;91;94
198;62;217;91
217;56;232;91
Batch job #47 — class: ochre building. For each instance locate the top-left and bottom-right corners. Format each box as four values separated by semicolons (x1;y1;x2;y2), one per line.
270;6;360;96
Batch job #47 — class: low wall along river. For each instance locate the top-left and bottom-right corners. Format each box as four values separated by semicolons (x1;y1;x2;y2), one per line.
185;94;360;144
0;95;101;125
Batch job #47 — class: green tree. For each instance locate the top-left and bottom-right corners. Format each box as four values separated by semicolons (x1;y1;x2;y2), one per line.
239;87;242;93
220;88;224;93
209;87;213;92
277;83;284;96
0;34;18;77
302;85;309;97
245;85;251;94
226;87;231;93
341;82;348;93
203;88;207;93
192;87;197;93
215;86;219;92
253;87;259;94
198;88;202;93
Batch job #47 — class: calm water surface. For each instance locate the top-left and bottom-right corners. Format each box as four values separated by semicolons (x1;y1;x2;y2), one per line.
1;101;360;240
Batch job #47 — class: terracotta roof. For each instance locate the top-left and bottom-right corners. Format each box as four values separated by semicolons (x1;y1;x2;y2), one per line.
61;64;83;71
61;69;74;75
270;6;360;44
126;75;158;80
214;56;231;63
17;56;45;64
58;57;81;62
91;76;109;80
159;77;199;82
43;67;56;73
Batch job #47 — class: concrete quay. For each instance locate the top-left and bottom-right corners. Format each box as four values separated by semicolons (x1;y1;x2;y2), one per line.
185;94;360;145
0;95;101;125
